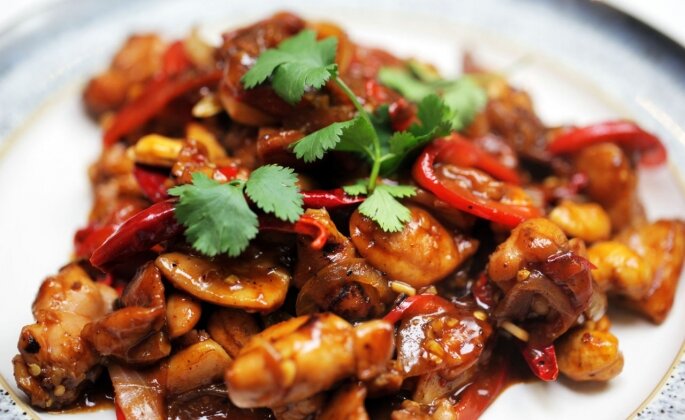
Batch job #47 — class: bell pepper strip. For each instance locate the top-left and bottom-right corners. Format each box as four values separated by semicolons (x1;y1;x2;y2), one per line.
383;294;455;325
453;356;508;420
133;165;170;202
90;200;183;270
103;69;222;147
258;215;330;250
301;188;365;209
433;135;521;184
547;120;667;167
412;141;539;229
520;342;559;382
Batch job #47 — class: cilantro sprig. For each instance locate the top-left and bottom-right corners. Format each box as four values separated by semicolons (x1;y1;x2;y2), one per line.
169;165;303;257
241;29;485;233
378;62;487;131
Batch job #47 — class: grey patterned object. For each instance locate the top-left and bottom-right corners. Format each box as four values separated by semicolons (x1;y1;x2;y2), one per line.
0;383;31;420
0;0;683;418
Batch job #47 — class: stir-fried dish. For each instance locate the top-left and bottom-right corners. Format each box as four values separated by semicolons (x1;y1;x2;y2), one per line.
12;12;685;419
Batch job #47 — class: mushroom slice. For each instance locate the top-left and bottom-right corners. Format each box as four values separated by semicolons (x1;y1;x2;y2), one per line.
156;251;290;312
167;339;232;395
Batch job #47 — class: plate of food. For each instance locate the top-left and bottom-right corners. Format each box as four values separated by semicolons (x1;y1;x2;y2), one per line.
1;0;684;419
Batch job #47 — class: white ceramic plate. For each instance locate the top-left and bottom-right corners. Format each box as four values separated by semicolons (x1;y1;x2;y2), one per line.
1;1;684;419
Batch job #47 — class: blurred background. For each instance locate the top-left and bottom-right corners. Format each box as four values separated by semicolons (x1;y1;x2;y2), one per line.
2;0;685;47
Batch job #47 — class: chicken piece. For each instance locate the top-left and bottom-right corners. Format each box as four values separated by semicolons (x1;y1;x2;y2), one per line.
350;206;477;288
397;309;491;378
587;241;653;300
487;218;594;344
207;308;261;358
296;258;393;321
13;264;113;409
616;220;685;323
319;383;369;420
82;262;169;364
557;316;623;381
548;200;611;242
272;393;325;420
226;314;394;408
574;143;644;231
487;218;568;291
293;208;356;289
83;34;164;117
156;248;291;312
391;398;457;420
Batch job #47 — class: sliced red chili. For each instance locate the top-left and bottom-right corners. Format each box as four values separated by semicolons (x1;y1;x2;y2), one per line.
453;356;508;420
103;69;222;147
258;215;330;250
412;139;539;228
436;135;521;184
471;274;498;311
520;343;559;382
548;120;667;167
133;165;170;202
115;402;126;420
383;294;455;325
301;188;365;209
161;40;193;76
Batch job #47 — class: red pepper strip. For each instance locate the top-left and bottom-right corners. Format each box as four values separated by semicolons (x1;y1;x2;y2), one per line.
412;142;540;229
133;165;170;202
90;200;183;269
103;69;222;147
383;294;455;325
434;135;521;184
301;188;365;209
115;402;126;420
258;215;330;250
453;357;508;420
161;40;193;76
520;343;559;382
388;97;417;132
548;120;667;167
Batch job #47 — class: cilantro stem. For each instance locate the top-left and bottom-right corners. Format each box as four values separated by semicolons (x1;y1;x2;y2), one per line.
333;76;382;191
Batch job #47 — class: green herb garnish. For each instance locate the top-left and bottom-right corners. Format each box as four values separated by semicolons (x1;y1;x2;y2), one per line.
169;165;303;257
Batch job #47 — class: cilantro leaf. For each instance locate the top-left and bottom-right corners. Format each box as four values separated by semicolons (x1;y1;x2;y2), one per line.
378;66;487;131
292;115;376;163
378;67;434;102
358;184;416;232
292;118;358;162
343;182;368;196
441;77;487;130
169;173;259;257
242;30;338;104
245;165;303;223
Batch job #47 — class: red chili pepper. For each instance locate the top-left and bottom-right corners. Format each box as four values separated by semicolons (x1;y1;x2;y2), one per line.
258;215;330;250
103;70;222;147
301;188;365;209
412;139;539;228
388;97;416;132
161;40;193;76
90;200;183;270
434;135;520;184
74;223;119;260
520;343;559;382
548;120;667;167
115;402;126;420
471;274;497;311
453;356;508;420
383;294;455;325
133;165;170;202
